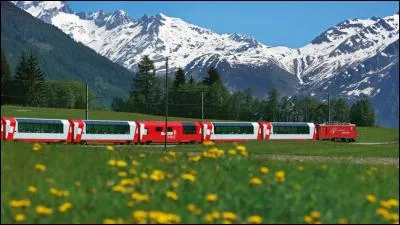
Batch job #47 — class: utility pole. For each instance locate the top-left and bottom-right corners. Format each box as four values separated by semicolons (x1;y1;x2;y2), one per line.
86;84;89;120
164;57;168;150
201;91;204;121
328;82;331;123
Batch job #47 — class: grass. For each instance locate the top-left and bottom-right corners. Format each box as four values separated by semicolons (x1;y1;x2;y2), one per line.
1;142;399;224
1;105;399;223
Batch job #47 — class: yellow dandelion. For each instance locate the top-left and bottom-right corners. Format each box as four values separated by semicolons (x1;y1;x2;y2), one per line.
338;218;348;224
366;194;377;203
275;170;285;183
223;220;233;224
203;140;215;146
206;194;218;202
32;143;42;152
172;181;179;189
181;173;196;183
103;218;117;224
132;210;147;221
249;177;263;186
189;155;202;162
131;160;140;167
381;200;392;209
116;160;127;167
321;164;328;170
108;159;117;166
223;212;237;221
58;202;73;213
112;185;126;193
10;199;30;208
127;201;135;208
150;170;166;181
139;153;146;158
247;215;263;224
28;185;37;193
228;149;237;155
36;205;53;216
260;167;269;174
304;216;313;224
310;211;320;219
387;198;399;208
377;208;390;217
14;213;26;222
236;145;247;151
141;172;148;179
106;145;114;151
166;191;179;201
75;181;81;187
204;214;214;223
118;171;128;177
34;164;46;172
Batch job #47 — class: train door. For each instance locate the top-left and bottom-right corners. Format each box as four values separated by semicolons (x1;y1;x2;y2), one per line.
201;122;212;142
70;120;84;143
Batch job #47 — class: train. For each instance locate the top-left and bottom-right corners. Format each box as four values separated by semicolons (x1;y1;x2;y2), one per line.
1;117;357;144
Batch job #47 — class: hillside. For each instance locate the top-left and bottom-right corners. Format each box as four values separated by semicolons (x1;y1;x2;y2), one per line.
1;1;133;106
10;1;399;127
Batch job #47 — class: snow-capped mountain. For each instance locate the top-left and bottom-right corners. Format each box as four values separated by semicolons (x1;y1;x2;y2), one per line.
10;1;399;127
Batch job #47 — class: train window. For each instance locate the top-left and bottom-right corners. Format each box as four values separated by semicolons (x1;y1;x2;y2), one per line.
273;125;309;134
167;127;173;132
156;127;162;132
18;122;64;133
214;123;254;134
183;125;197;134
86;124;130;134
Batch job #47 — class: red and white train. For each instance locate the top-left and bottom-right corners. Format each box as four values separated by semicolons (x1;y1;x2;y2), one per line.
1;117;357;144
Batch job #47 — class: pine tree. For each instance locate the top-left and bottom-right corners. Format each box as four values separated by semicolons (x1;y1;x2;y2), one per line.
331;98;350;122
188;75;195;84
350;98;375;126
130;55;157;113
14;52;30;105
1;50;12;105
25;52;47;107
174;67;185;88
264;88;279;121
203;67;221;86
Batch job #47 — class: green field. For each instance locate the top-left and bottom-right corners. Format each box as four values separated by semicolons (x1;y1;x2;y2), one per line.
1;105;399;224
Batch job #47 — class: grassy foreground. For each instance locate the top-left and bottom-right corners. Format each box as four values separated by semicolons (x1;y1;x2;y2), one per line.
1;142;399;224
1;105;399;224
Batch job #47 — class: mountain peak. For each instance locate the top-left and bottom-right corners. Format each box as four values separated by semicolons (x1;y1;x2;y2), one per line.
104;9;132;30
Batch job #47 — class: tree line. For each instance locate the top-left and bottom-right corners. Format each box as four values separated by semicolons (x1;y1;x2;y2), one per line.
112;55;375;126
1;50;95;109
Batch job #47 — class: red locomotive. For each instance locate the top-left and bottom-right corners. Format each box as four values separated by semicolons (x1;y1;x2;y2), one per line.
1;117;357;144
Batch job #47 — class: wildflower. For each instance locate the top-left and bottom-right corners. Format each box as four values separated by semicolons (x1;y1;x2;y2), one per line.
106;146;114;151
172;181;179;189
211;211;220;219
14;213;26;222
116;160;127;167
166;191;179;201
223;220;233;224
28;186;37;193
240;151;249;157
127;201;135;208
131;160;140;167
338;218;348;224
204;214;214;223
167;151;176;157
139;153;146;158
32;143;41;152
387;198;399;208
310;211;320;219
321;164;328;170
228;149;237;155
223;212;237;221
108;159;117;166
10;199;30;208
377;208;390;217
275;170;285;183
390;213;399;222
58;202;73;213
203;141;215;146
36;205;53;216
120;178;135;186
181;173;196;183
260;167;269;174
247;215;263;224
35;164;46;172
236;145;247;151
131;192;150;202
112;185;126;193
189;155;202;162
103;218;118;224
150;170;166;181
132;210;147;222
117;171;128;177
75;181;81;187
206;194;218;202
381;200;392;209
304;216;313;223
249;177;263;186
366;194;377;203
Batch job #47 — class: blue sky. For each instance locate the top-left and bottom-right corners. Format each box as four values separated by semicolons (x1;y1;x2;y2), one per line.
68;1;399;48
